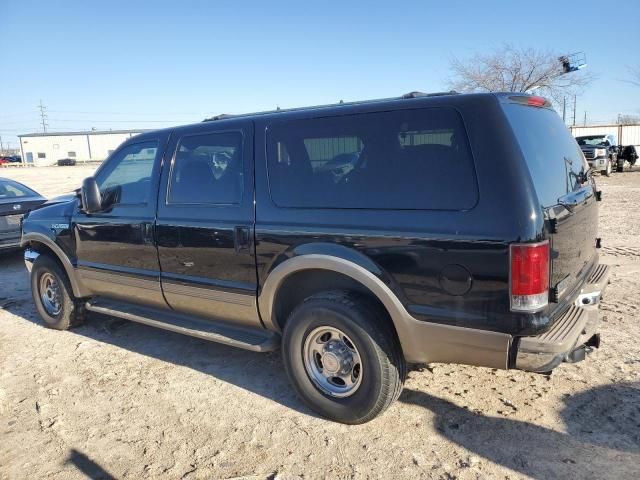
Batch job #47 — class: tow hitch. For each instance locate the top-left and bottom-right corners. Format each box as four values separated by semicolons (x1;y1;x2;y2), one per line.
564;334;600;364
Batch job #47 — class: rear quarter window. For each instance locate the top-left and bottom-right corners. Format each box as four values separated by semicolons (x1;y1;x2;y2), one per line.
266;107;478;210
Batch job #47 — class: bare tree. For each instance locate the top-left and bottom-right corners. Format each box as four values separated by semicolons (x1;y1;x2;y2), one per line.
618;114;640;125
448;45;594;105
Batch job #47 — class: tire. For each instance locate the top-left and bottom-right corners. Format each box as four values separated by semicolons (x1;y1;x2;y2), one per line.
602;161;611;177
282;290;406;424
31;254;85;330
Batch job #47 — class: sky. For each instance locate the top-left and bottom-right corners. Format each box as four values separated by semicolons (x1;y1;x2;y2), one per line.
1;0;639;150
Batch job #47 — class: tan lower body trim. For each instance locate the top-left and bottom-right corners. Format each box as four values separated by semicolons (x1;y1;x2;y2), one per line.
396;313;512;369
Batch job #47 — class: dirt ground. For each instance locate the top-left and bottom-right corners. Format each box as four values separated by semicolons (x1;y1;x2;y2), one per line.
0;166;639;480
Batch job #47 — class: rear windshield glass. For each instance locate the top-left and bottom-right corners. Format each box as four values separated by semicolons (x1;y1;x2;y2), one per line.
503;104;589;208
266;107;478;210
0;179;38;199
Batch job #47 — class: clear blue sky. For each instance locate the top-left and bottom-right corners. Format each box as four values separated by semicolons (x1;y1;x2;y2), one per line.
1;0;639;150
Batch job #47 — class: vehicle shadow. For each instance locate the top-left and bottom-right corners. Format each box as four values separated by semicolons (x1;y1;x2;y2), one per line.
0;249;315;416
6;296;318;418
400;383;640;478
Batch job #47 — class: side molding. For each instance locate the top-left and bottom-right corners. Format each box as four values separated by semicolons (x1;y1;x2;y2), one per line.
259;254;512;369
21;232;90;298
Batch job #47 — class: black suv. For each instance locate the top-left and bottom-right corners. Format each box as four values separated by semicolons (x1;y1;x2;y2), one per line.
21;92;609;424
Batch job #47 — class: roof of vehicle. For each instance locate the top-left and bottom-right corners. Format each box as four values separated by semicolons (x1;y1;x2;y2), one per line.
124;91;548;143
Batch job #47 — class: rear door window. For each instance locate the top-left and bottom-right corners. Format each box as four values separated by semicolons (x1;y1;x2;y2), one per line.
167;131;243;205
266;107;478;210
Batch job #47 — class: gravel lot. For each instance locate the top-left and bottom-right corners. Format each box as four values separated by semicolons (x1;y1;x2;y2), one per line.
1;166;639;479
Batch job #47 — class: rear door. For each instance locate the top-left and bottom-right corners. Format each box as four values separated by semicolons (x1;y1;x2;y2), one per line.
502;100;598;302
156;121;260;328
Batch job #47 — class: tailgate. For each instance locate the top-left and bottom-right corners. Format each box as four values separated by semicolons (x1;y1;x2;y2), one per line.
545;188;598;301
502;99;599;302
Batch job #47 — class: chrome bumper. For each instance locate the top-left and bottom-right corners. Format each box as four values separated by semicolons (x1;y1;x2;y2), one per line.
24;248;40;273
515;264;610;372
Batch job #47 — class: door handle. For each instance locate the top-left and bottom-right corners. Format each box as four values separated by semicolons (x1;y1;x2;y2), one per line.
234;226;251;253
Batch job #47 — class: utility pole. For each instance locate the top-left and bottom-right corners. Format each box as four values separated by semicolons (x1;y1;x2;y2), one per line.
0;135;4;154
38;99;48;133
573;95;576;126
562;97;566;123
584;111;587;126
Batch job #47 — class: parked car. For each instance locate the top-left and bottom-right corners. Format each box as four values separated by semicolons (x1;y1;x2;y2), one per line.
575;134;620;175
21;92;609;423
0;157;8;166
57;158;77;166
0;178;46;251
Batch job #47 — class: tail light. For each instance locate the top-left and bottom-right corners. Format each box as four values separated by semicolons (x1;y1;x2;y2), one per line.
510;241;550;312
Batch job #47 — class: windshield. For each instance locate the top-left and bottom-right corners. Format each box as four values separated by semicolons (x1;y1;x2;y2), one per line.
576;136;607;146
0;179;39;199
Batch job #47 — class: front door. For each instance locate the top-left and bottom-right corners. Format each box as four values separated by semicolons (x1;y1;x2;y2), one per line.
72;134;168;308
156;121;259;327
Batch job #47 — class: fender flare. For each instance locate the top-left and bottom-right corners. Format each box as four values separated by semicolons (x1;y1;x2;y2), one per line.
21;232;89;298
258;254;408;332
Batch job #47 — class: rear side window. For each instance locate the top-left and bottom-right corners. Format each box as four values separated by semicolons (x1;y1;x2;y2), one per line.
168;131;243;205
504;105;589;208
267;108;478;210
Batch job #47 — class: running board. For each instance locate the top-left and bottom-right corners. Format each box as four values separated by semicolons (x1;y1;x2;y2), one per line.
85;298;280;352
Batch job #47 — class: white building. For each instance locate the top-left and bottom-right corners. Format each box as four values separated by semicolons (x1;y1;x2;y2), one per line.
18;129;148;166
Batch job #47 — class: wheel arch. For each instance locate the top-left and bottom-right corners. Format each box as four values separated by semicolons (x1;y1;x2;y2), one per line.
21;232;88;298
258;254;409;339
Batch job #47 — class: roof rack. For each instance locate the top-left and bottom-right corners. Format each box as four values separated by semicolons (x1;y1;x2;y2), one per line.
203;90;459;122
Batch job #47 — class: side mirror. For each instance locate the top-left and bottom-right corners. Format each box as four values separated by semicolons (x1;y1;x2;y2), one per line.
81;177;102;213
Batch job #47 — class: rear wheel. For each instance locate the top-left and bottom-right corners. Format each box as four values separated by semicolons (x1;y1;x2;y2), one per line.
31;255;85;330
282;290;405;424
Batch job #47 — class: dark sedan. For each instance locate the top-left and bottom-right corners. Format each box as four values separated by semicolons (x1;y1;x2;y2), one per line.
57;158;77;166
0;178;46;251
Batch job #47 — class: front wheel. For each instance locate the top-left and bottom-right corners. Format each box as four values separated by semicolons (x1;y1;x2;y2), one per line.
31;255;85;330
282;291;405;424
602;161;612;177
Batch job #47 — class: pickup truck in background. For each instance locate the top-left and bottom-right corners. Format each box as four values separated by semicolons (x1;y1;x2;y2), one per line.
575;134;619;175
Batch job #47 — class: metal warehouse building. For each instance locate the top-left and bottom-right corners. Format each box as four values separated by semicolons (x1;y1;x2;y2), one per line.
18;129;147;166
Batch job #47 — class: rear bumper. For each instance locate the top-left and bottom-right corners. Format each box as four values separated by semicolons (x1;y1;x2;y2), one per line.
514;264;610;372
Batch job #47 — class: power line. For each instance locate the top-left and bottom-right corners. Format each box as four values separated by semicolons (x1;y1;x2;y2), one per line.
38;100;49;133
